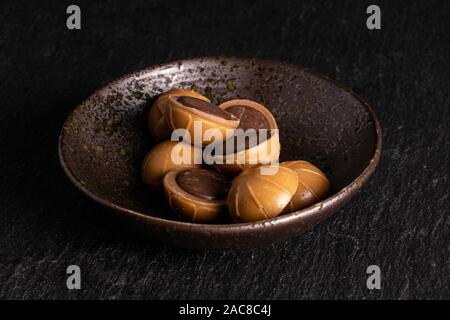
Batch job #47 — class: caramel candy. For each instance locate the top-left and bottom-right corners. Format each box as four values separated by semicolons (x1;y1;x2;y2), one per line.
164;95;240;146
227;165;298;222
164;168;230;222
212;99;280;177
141;140;202;189
280;160;330;213
148;88;210;141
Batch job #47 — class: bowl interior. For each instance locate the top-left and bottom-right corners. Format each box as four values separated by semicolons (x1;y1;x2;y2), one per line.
60;57;377;222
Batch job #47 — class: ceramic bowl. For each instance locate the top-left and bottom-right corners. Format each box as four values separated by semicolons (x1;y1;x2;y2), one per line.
59;57;381;249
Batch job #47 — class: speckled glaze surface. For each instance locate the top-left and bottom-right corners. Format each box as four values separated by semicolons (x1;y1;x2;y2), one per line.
59;57;381;249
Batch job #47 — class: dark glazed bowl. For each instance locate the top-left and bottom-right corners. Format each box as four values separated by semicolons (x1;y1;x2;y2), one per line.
59;57;381;249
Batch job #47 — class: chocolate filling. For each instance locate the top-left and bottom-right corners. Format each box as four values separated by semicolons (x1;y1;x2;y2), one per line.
177;96;235;120
217;105;272;154
176;169;230;200
226;105;270;131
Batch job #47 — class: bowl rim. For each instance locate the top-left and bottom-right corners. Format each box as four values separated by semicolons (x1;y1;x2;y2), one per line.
58;56;382;232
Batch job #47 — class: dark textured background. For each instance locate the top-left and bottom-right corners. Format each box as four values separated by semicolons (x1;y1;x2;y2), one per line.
0;0;449;299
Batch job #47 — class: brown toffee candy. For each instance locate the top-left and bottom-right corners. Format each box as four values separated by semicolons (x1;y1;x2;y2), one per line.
227;165;298;222
212;99;281;177
141;140;202;189
148;88;210;142
164;95;240;146
164;168;231;222
280;160;330;213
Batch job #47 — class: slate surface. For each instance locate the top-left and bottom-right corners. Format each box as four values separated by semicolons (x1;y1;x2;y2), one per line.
0;0;448;299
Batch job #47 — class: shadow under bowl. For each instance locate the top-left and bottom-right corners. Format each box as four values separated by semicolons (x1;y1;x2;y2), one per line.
59;57;381;249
